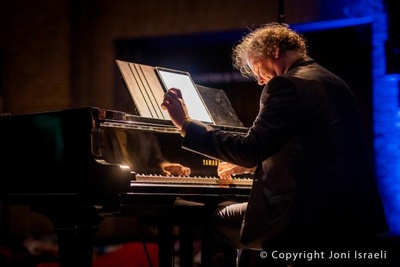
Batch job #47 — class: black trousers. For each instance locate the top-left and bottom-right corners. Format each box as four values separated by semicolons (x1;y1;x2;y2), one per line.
204;201;396;267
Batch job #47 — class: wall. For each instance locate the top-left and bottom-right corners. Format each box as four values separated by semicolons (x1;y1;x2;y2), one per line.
0;0;371;114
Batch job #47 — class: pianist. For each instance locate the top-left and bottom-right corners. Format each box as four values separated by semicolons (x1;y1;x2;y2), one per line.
161;22;388;267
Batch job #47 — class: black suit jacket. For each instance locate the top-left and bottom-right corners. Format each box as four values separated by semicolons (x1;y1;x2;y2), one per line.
182;57;388;250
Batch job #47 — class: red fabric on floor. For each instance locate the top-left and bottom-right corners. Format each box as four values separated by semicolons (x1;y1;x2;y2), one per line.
36;242;159;267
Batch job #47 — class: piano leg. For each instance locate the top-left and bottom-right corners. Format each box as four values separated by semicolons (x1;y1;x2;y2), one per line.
32;203;104;267
157;222;174;267
137;203;200;267
157;223;196;267
179;223;195;267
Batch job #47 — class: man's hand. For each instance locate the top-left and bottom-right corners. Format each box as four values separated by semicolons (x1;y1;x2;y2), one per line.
217;162;255;180
161;162;191;176
161;88;191;130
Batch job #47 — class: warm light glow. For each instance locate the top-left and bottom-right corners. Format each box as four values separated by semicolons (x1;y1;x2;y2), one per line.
119;164;131;170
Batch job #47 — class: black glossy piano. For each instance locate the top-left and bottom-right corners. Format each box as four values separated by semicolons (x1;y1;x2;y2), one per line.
0;107;252;267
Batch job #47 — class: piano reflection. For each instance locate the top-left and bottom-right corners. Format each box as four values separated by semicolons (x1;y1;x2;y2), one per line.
0;61;253;267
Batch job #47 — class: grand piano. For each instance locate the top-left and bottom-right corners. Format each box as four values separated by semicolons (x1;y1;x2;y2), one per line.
0;62;253;267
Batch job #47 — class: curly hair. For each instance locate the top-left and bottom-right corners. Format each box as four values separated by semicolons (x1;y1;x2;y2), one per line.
232;22;307;78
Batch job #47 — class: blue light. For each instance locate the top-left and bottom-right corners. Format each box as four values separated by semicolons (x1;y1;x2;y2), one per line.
374;74;400;234
293;17;373;33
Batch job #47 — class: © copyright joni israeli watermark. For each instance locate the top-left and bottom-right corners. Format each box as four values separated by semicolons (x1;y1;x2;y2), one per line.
259;249;388;262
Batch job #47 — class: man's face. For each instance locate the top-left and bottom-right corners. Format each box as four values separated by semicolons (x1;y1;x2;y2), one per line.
247;56;277;85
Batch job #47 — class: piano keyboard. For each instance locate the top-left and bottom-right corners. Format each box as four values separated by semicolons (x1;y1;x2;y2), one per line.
132;174;253;187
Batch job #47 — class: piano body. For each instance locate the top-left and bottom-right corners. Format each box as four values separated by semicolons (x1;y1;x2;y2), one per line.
0;106;252;267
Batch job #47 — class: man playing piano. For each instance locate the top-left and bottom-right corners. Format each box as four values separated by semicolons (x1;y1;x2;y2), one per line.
161;22;388;267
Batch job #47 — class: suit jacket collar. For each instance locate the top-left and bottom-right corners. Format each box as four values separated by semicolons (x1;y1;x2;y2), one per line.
286;56;315;72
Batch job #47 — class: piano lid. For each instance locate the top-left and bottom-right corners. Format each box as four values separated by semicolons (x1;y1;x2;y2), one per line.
0;107;133;195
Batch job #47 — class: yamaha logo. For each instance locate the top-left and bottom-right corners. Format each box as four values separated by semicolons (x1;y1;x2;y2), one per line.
202;159;219;166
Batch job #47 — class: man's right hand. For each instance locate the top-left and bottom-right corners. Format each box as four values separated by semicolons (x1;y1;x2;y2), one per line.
161;88;191;130
217;162;255;180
